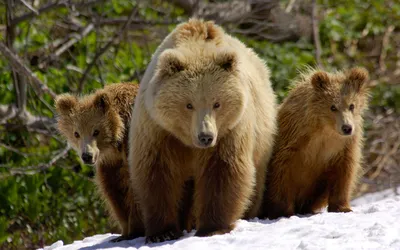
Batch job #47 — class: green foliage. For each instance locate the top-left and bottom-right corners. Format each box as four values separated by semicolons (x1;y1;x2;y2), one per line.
0;0;399;248
0;166;110;247
244;37;316;101
319;0;400;110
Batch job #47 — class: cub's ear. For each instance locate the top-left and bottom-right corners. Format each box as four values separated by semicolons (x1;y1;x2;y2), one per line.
157;49;186;77
215;50;237;71
55;94;77;115
347;67;369;92
311;71;330;91
94;92;110;113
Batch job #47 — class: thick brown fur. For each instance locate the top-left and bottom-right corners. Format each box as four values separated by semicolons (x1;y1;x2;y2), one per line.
128;19;277;243
261;67;370;220
55;83;145;241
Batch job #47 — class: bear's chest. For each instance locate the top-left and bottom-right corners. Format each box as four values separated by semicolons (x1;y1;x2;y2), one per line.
302;130;345;168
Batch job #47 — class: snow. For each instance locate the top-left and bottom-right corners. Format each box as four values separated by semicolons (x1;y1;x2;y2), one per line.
41;188;400;250
351;187;400;206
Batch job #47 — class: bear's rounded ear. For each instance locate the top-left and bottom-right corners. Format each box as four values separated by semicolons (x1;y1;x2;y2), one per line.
347;67;369;92
55;94;77;115
216;51;237;71
157;49;186;77
311;71;330;91
94;92;110;113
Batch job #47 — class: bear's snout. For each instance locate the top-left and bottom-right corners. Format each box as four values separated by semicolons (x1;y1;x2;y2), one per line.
341;124;353;136
198;132;214;147
82;152;94;164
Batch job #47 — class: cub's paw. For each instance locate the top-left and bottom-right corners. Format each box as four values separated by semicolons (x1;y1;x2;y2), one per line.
328;205;352;213
195;225;233;237
145;229;183;244
267;209;295;220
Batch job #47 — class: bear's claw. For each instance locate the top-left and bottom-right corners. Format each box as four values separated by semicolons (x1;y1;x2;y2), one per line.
195;227;233;237
109;231;144;243
145;230;183;244
328;205;353;213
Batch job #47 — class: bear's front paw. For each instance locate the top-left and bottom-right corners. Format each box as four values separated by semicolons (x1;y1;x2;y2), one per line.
145;229;183;244
195;225;233;237
328;205;352;213
110;230;145;243
110;235;137;243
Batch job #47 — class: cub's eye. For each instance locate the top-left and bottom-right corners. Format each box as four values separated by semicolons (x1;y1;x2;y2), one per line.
213;102;220;109
186;103;193;110
93;130;100;136
349;104;355;111
74;132;80;138
330;105;338;112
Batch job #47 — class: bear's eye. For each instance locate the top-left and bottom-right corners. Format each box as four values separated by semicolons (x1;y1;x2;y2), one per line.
330;105;338;112
349;104;355;111
186;103;193;110
93;130;100;137
74;132;80;138
213;102;220;109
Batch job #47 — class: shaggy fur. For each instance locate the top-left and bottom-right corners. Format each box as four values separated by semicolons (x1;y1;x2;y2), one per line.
261;67;370;219
128;19;277;243
55;83;144;242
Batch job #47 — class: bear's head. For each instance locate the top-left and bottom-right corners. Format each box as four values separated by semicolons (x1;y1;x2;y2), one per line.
310;67;370;137
146;46;248;149
55;91;124;165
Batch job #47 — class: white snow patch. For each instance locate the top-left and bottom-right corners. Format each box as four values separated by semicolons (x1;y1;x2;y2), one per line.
351;187;400;206
41;189;400;250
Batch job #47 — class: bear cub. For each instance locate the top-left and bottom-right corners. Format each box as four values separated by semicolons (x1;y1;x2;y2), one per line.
262;67;370;219
55;83;144;242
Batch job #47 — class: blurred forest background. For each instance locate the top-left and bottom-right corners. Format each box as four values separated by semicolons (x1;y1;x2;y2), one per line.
0;0;399;248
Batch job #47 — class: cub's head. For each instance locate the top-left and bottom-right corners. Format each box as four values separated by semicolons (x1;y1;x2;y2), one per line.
146;46;247;149
310;67;370;137
55;91;124;165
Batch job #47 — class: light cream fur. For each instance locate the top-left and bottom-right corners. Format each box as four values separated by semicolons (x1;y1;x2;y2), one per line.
128;19;277;242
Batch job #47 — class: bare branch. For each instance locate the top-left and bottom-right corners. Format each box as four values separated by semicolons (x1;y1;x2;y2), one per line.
0;104;17;123
10;0;106;26
6;0;29;118
169;0;196;15
96;17;180;26
285;0;297;13
2;113;57;133
191;0;312;43
6;145;71;176
77;7;138;93
0;102;57;133
312;0;323;68
0;41;57;99
54;23;94;57
358;108;400;195
379;25;395;73
0;142;30;157
20;0;39;15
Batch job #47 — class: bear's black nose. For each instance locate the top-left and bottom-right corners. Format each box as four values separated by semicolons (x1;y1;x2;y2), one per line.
198;133;214;147
341;124;353;135
82;152;93;164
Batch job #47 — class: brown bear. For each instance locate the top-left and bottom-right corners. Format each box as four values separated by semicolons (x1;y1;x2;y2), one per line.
128;19;277;243
261;67;370;220
55;83;144;242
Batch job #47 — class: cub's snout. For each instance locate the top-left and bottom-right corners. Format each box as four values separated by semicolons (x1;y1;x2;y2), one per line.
341;124;353;136
81;152;94;164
